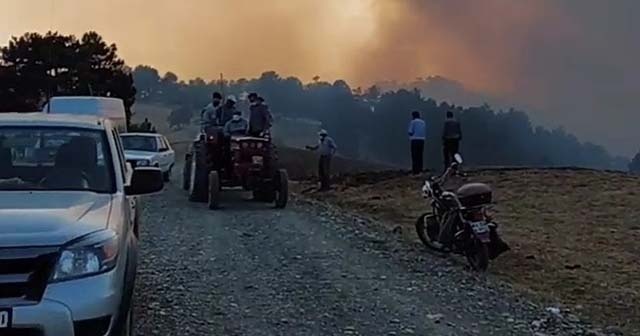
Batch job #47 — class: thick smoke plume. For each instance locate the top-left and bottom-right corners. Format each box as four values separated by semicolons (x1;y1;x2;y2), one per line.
2;0;639;155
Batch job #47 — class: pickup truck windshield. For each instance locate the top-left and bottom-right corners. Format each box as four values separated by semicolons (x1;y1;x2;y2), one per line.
0;126;115;193
121;135;158;152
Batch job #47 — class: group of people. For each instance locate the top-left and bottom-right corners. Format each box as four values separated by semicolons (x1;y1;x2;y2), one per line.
408;110;462;174
200;92;272;137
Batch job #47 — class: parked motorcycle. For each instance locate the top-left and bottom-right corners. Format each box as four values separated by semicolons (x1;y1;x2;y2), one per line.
415;154;509;271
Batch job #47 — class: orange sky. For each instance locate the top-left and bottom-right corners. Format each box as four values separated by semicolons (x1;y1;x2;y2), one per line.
2;0;639;155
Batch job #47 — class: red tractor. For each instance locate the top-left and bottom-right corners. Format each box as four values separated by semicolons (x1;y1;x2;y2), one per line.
183;127;288;209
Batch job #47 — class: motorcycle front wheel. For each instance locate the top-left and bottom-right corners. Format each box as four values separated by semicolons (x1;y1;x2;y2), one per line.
415;213;444;251
465;239;489;271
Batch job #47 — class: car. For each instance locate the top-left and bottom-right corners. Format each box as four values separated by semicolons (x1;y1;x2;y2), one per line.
120;133;175;182
0;112;163;336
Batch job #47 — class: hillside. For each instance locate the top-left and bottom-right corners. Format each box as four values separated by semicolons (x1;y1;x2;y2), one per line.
296;169;640;334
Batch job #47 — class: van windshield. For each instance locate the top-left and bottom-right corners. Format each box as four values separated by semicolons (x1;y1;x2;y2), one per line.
0;126;115;193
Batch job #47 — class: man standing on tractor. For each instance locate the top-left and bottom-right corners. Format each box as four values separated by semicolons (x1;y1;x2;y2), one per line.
306;129;337;191
224;110;249;136
248;93;272;137
217;95;238;126
201;92;223;130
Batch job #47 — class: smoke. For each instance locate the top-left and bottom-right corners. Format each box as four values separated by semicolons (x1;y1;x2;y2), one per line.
354;0;640;156
2;0;639;155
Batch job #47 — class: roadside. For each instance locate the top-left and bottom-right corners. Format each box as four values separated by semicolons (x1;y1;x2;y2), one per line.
134;167;602;336
294;169;639;335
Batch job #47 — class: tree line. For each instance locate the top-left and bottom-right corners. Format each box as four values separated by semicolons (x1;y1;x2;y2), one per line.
133;67;629;171
0;31;632;171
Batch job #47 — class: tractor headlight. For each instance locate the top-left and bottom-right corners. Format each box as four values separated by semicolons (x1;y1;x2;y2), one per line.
50;231;119;282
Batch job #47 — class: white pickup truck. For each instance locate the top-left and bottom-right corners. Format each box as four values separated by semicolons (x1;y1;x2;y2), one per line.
0;113;163;336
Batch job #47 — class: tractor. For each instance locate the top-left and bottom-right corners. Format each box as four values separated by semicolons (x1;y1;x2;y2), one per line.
183;127;288;209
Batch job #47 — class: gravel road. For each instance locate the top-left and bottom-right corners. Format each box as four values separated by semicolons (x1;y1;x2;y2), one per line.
133;172;599;335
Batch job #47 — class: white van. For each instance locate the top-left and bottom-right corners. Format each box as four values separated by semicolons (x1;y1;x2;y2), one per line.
43;96;128;132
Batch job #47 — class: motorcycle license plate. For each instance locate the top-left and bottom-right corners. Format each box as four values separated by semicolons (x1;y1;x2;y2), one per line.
470;221;490;242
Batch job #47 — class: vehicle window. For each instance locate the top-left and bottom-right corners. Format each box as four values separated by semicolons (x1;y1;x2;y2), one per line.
121;135;158;152
163;137;172;150
157;137;168;151
0;126;115;193
111;129;127;183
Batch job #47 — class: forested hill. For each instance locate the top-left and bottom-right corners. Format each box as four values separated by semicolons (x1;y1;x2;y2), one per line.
134;67;629;171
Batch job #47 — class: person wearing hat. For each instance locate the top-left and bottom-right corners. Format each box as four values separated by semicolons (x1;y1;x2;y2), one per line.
223;110;249;137
247;93;272;137
201;91;223;130
306;129;337;191
216;95;238;126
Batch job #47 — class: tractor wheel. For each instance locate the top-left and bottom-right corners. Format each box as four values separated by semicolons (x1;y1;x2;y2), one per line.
274;169;289;209
208;171;220;210
188;143;208;202
182;153;192;191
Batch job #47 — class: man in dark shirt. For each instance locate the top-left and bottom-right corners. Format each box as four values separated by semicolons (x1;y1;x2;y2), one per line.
247;93;272;137
442;111;462;170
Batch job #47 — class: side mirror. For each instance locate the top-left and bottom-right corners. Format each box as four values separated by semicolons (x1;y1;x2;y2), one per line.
454;153;463;164
125;167;164;195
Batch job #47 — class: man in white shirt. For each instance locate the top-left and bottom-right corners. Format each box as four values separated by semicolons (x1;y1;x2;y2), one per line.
306;129;338;191
408;111;426;174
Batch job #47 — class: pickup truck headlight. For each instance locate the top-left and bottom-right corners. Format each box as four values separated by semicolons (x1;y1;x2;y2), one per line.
136;160;150;167
51;231;119;282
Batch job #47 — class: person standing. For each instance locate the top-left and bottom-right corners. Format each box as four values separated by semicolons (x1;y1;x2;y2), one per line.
442;111;462;169
247;93;273;137
306;129;337;191
217;95;238;126
408;111;426;174
201;92;223;130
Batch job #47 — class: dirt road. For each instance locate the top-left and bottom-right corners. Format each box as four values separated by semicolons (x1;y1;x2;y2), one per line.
132;175;596;335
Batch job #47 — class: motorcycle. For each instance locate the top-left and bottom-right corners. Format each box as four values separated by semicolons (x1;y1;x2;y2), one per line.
415;154;509;271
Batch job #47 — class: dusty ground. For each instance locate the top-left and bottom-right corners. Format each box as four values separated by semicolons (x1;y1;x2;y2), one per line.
295;169;640;334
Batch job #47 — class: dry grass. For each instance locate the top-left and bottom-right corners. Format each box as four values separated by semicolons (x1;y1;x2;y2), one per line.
295;169;640;334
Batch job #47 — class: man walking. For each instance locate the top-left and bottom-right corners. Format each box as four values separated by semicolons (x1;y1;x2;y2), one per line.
306;129;337;191
442;111;462;169
408;111;426;174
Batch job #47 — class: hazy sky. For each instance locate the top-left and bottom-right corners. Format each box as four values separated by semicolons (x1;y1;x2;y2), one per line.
2;0;639;156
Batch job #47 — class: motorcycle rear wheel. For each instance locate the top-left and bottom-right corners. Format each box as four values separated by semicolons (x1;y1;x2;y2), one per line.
465;239;489;272
415;213;444;251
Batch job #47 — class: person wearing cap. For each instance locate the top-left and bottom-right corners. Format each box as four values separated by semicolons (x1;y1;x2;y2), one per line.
201;92;223;130
306;129;337;191
248;93;273;137
223;110;249;137
217;95;238;126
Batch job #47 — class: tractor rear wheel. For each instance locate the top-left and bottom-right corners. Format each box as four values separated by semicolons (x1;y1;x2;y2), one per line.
208;171;220;209
274;169;289;209
188;142;208;202
182;153;192;191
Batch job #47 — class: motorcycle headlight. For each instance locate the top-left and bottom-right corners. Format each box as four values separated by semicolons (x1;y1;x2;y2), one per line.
51;231;119;282
136;160;150;167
